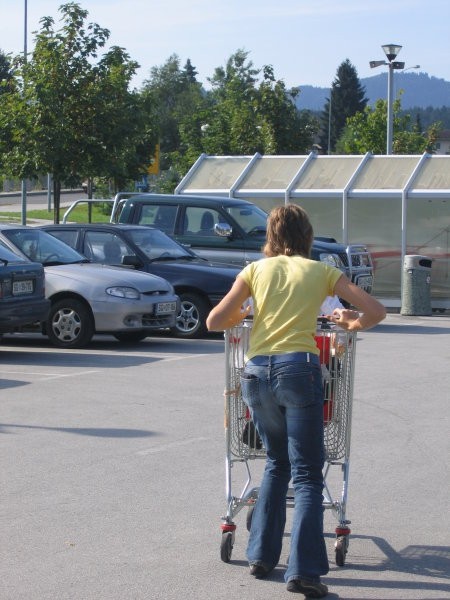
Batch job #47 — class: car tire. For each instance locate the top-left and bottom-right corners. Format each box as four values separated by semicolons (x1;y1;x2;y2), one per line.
172;292;209;339
46;298;95;349
114;332;148;343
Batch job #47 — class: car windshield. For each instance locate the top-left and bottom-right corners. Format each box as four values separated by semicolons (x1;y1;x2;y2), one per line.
127;227;196;261
225;204;268;235
3;229;88;265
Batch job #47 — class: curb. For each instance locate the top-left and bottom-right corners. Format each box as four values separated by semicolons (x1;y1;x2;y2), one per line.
0;189;84;198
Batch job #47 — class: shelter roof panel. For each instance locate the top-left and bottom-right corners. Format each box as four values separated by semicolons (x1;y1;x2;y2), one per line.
352;156;420;190
412;156;450;189
181;156;251;192
240;156;306;190
294;156;362;190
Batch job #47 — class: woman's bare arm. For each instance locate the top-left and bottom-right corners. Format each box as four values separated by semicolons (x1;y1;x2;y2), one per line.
206;276;251;331
328;275;386;331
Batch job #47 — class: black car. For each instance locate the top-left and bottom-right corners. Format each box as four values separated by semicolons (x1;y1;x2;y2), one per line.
40;223;240;338
0;239;50;334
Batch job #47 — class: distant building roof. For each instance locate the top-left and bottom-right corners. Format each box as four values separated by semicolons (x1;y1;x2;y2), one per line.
437;129;450;140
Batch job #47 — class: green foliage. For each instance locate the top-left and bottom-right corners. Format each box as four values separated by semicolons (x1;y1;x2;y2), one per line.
320;59;367;153
140;49;319;180
0;2;152;221
336;95;441;154
0;203;111;224
0;50;14;95
142;54;204;161
151;169;182;194
402;105;450;130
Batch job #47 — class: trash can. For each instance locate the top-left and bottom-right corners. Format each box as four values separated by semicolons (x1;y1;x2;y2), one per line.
401;255;433;316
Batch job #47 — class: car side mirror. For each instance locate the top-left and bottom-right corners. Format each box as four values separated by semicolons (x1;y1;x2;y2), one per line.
214;222;232;238
122;255;143;268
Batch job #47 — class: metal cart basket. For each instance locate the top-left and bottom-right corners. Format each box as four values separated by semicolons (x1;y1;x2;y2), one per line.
220;319;357;567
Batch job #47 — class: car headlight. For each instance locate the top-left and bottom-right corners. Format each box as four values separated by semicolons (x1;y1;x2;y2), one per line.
319;253;345;270
106;286;140;299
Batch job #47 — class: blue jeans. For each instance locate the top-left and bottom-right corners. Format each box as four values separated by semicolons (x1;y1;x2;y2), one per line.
240;352;329;583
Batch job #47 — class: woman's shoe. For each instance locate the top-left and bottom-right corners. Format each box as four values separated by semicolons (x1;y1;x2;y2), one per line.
286;578;328;597
249;563;272;578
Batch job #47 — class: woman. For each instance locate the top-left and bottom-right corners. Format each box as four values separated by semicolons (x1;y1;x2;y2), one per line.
207;204;385;598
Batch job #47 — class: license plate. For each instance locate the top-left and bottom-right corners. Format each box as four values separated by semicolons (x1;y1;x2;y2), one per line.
13;280;33;295
156;301;177;314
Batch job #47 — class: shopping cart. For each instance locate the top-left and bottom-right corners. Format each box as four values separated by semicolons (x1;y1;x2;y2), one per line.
220;318;357;567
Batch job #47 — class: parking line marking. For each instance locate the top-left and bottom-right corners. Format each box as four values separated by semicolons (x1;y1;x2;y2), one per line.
136;437;210;455
155;353;213;363
0;369;100;381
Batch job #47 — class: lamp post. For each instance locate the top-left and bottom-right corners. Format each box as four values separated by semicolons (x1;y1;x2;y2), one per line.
370;44;407;154
21;0;28;225
327;84;340;155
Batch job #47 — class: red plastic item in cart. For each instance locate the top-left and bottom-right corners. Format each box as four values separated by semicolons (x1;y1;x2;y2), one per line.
315;334;331;365
315;334;333;424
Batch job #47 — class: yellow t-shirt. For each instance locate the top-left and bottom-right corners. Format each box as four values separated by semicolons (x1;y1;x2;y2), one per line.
239;255;342;359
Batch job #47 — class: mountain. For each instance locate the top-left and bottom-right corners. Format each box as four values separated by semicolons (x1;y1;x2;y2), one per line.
295;72;450;111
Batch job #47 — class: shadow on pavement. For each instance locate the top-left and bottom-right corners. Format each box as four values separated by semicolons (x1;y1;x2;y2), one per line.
324;534;450;596
0;422;159;438
369;323;450;335
0;348;165;369
1;331;225;354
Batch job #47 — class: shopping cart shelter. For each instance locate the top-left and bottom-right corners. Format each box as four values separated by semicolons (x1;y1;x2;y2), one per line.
175;153;450;310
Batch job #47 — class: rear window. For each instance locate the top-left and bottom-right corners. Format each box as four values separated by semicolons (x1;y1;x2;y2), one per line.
48;229;79;248
0;239;29;263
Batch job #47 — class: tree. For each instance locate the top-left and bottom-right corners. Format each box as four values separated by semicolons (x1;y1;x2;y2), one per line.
0;50;14;93
201;50;318;157
320;59;367;153
183;58;198;84
336;95;441;154
142;54;207;176
257;65;318;154
0;2;148;221
404;105;450;130
139;49;320;189
0;50;20;175
84;45;155;191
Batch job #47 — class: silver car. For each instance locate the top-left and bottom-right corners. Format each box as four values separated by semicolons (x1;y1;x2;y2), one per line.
0;224;179;348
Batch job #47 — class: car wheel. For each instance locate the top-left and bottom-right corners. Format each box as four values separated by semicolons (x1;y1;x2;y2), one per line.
172;292;208;339
47;298;94;349
114;332;148;343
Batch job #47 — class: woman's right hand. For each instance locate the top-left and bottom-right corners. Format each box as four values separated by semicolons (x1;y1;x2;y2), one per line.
327;308;361;330
332;275;386;331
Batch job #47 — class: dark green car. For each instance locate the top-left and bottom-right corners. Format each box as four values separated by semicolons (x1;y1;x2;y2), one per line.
115;194;373;292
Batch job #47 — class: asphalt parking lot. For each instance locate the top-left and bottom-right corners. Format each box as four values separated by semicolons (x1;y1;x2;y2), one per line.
0;313;449;600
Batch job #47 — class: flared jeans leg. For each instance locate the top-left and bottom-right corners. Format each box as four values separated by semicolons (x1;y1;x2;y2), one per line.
284;401;329;582
240;359;329;580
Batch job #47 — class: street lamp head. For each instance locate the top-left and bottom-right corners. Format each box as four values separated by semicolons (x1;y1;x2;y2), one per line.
370;60;386;68
382;44;402;62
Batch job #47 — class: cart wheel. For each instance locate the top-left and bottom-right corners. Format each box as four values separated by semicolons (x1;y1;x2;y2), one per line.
220;531;234;563
335;535;349;566
246;505;255;532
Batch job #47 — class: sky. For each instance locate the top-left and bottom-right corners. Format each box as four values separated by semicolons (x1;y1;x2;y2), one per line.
2;0;450;93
